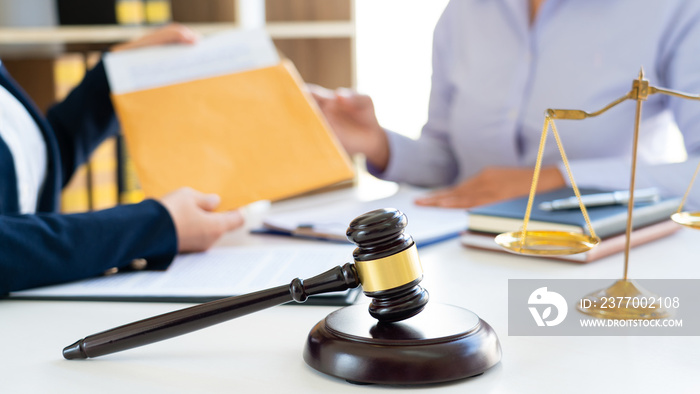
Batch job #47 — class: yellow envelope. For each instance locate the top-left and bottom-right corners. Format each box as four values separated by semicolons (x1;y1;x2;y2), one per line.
111;60;354;210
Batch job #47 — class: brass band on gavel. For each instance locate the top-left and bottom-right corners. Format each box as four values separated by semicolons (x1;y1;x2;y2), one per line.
353;244;423;293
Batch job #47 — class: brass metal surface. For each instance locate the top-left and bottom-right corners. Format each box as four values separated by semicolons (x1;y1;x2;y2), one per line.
505;115;597;256
671;212;700;229
354;245;423;293
673;157;700;228
578;279;671;320
495;231;599;255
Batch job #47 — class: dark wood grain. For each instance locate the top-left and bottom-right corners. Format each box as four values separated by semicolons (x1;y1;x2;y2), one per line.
304;304;502;384
346;208;429;323
63;263;359;359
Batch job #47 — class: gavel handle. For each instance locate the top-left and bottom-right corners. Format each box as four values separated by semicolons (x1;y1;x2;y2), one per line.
63;263;360;359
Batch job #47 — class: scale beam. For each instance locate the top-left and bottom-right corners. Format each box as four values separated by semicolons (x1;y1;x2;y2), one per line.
496;68;700;320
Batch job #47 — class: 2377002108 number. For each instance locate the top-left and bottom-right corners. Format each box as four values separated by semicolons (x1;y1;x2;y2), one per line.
597;296;680;309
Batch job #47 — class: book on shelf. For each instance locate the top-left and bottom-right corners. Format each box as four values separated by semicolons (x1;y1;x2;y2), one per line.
60;165;91;213
62;137;121;212
144;0;172;25
460;220;681;263
52;53;86;103
104;28;354;211
88;137;119;210
116;134;145;204
57;0;146;26
466;187;681;239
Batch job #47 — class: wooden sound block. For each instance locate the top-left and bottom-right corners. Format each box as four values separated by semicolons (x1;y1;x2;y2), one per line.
303;303;501;385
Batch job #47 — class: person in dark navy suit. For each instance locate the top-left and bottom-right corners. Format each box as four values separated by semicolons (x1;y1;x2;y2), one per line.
0;25;244;294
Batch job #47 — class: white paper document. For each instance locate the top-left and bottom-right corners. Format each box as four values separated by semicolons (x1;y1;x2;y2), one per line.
104;28;279;94
261;188;468;246
9;244;359;305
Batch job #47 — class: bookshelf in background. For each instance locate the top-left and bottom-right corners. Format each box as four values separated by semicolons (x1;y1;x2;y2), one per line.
1;0;355;90
170;0;236;23
57;0;143;26
144;0;173;25
265;0;354;89
117;135;146;204
0;0;355;211
87;137;119;210
169;0;355;89
57;0;172;26
55;54;92;213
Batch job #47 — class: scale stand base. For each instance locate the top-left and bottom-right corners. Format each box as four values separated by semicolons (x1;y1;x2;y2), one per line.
303;303;501;385
577;279;671;320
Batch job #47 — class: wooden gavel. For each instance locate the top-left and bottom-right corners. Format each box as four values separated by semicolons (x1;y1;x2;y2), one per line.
63;208;429;360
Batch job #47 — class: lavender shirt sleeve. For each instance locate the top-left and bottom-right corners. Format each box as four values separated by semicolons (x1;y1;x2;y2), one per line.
367;9;459;187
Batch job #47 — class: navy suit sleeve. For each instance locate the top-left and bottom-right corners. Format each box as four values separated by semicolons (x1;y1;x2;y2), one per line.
45;60;120;187
0;200;177;295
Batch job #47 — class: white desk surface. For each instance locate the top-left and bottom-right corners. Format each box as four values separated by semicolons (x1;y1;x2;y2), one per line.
2;186;700;393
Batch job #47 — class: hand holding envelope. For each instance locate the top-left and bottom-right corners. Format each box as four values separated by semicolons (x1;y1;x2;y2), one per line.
104;29;354;211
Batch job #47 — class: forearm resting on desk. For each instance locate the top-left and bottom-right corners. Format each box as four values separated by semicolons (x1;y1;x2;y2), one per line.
415;166;566;208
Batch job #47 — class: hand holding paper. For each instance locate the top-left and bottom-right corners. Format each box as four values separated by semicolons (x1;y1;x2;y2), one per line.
104;29;354;211
111;23;199;52
159;187;244;253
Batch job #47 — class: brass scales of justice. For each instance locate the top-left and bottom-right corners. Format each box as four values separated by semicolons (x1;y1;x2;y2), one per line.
494;68;700;320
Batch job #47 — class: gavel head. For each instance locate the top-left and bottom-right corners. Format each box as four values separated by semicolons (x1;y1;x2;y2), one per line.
346;208;429;323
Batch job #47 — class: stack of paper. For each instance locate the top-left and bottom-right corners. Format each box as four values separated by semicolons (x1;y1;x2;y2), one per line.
258;187;468;247
9;245;360;305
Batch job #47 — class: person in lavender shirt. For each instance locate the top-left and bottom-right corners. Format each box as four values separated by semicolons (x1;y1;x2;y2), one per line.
312;0;700;210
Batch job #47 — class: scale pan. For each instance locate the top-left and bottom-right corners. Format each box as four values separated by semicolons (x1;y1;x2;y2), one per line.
671;211;700;229
494;231;600;255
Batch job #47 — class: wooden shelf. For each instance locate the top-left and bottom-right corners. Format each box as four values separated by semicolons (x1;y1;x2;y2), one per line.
0;21;354;45
266;21;354;39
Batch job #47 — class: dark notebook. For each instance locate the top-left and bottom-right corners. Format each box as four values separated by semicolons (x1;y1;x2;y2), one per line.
467;188;680;239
